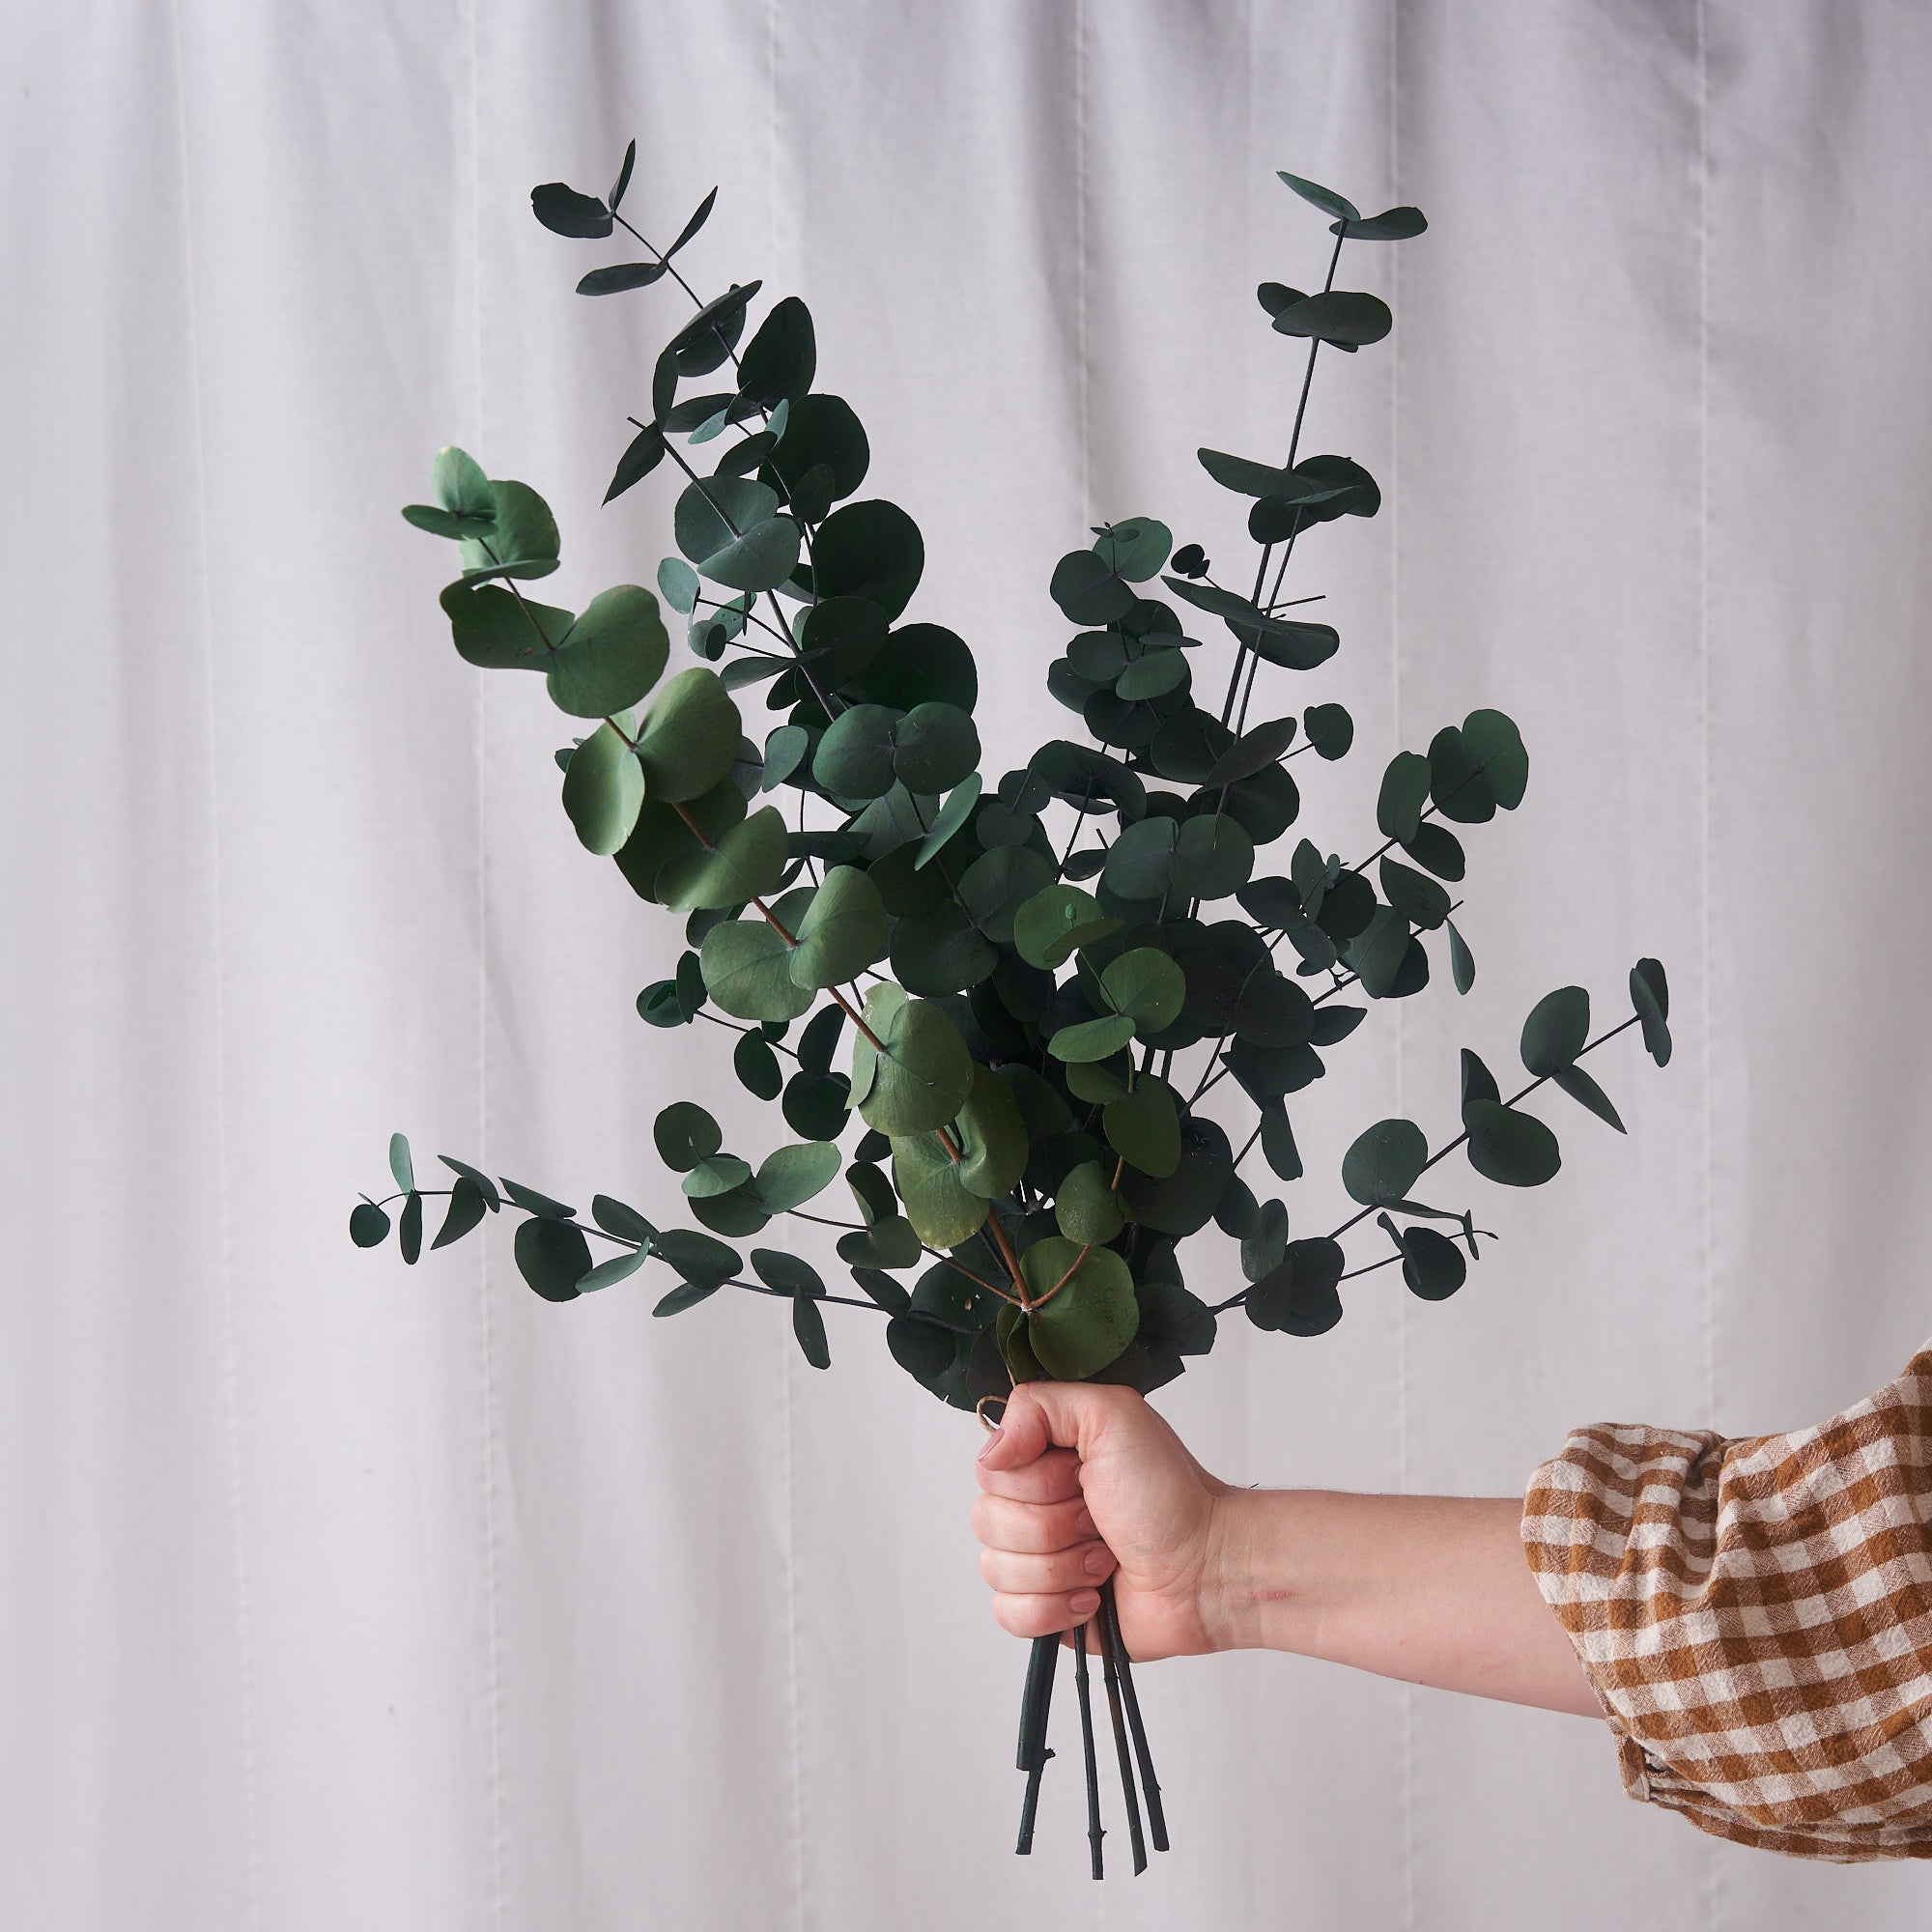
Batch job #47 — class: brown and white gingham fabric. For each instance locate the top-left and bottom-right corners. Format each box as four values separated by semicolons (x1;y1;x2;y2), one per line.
1520;1342;1932;1860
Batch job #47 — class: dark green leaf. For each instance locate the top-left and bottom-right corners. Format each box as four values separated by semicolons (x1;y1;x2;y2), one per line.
1302;702;1354;759
1055;1160;1124;1243
701;919;813;1022
349;1201;390;1248
1246;1236;1345;1335
656;1101;724;1171
1403;821;1465;881
500;1179;574;1219
561;717;645;855
1272;291;1392;347
1553;1064;1627;1133
1341;905;1411;999
734;1029;784;1099
1520;986;1590;1077
388;1132;414;1194
1276;171;1359;222
1104;1076;1180;1178
1398;1225;1465;1299
579;1246;651;1293
1377;751;1431;842
953;1065;1029;1197
653;1228;741;1285
1020;1240;1139;1379
438;1156;502;1210
915;774;981;869
1427;725;1496;824
530;181;611;238
656;806;788;912
1460;1048;1501;1113
432;1177;489;1250
791;1291;831;1369
1094;517;1172;582
1632;958;1672;1067
592;1196;655;1244
1461;708;1528;810
514;1216;591;1300
1464;1101;1561;1187
1205;715;1297;787
1447;918;1475;995
579;261;668;298
787;866;888;988
654;1279;724;1317
736;297;817;410
1342;1118;1428;1207
1100;949;1186;1031
1013;885;1121;970
1260;1102;1302;1181
891;1131;987;1248
1379;857;1450;929
755;1141;841;1212
634;666;741;802
782;1069;852;1142
1048;1012;1138;1064
849;985;974;1135
1334;204;1427;241
812;499;923;618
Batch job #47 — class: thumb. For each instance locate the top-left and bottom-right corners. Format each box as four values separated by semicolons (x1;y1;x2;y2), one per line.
977;1379;1138;1474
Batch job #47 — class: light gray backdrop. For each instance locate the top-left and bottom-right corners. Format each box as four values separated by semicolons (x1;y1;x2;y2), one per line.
6;0;1931;1925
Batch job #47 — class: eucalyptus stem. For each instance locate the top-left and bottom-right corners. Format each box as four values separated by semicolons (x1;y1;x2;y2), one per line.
1073;1623;1104;1880
1101;1583;1168;1853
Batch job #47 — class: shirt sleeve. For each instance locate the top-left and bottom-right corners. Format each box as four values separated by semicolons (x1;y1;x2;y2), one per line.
1520;1342;1932;1861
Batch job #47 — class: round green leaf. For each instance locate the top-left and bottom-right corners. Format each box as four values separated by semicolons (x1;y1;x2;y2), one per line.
655;1101;722;1172
1461;708;1528;810
957;845;1056;945
1116;646;1189;701
889;901;998;996
755;1141;841;1212
1013;885;1122;970
782;1069;852;1141
734;1029;784;1099
892;1131;989;1248
514;1216;591;1301
1176;813;1255;899
1101;948;1186;1031
1342;905;1412;999
1103;1077;1180;1179
787;866;888;988
700;919;813;1022
614;778;746;904
1379;857;1450;930
546;585;669;719
892;701;980;795
656;806;789;911
1048;1012;1138;1064
812;702;900;799
1427;725;1497;824
1520;986;1590;1078
349;1201;390;1247
561;718;644;854
683;1154;753;1200
841;1217;923;1270
1205;715;1297;788
769;392;870;504
1302;702;1354;759
1376;751;1431;843
1464;1101;1561;1187
1400;1226;1466;1300
657;554;697;611
1055;1160;1124;1244
1632;958;1672;1067
887;1313;956;1380
1246;1236;1346;1335
1050;549;1136;625
1094;517;1171;582
1020;1240;1138;1380
952;1064;1029;1198
1342;1118;1428;1207
850;987;975;1135
811;499;924;618
1271;290;1391;346
636;667;742;803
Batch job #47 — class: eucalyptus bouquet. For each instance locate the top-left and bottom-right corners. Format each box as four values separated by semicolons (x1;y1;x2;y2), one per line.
352;144;1672;1877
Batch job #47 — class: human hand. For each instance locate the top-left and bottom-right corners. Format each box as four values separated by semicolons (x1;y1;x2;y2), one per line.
971;1380;1230;1662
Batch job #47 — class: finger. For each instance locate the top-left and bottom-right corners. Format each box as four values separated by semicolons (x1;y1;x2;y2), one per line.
975;1445;1084;1505
970;1491;1096;1555
980;1542;1117;1597
977;1380;1144;1476
991;1587;1104;1640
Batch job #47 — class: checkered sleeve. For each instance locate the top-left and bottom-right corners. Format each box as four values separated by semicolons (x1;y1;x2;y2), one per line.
1520;1343;1932;1860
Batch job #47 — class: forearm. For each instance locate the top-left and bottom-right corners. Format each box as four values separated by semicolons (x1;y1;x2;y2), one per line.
1201;1489;1602;1718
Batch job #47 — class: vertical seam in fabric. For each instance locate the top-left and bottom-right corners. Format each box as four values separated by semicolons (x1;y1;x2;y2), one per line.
1388;9;1415;1930
467;1;507;1922
1074;0;1091;521
1694;4;1719;1926
167;9;261;1925
771;9;807;1926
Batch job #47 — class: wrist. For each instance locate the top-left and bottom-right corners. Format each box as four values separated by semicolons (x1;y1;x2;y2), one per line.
1198;1488;1313;1655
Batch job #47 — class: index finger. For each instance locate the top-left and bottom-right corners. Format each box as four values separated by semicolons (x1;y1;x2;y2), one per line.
976;1444;1083;1504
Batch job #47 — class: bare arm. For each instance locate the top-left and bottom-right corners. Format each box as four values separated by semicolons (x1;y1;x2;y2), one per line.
973;1381;1600;1719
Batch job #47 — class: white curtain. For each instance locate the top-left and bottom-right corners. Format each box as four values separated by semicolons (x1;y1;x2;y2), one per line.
8;1;1932;1924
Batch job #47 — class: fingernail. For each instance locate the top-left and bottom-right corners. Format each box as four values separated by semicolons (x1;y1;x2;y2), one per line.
1083;1545;1111;1577
1069;1590;1100;1615
1074;1509;1096;1538
976;1427;1001;1461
